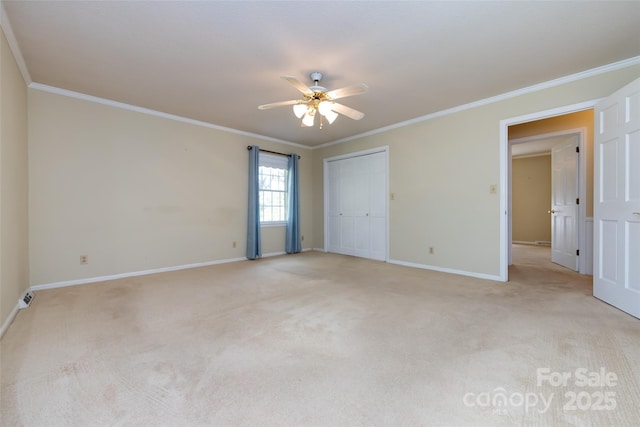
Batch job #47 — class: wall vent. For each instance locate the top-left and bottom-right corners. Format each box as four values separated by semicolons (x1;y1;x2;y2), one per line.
19;291;34;309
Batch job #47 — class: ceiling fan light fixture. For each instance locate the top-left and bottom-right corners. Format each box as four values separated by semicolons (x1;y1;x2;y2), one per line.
318;100;333;116
293;103;307;118
259;71;367;128
325;109;338;124
302;111;315;127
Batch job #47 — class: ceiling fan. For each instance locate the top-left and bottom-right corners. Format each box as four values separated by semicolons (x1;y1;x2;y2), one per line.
258;72;368;128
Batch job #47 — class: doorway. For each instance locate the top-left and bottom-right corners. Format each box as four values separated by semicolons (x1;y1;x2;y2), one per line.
499;104;596;281
510;129;586;271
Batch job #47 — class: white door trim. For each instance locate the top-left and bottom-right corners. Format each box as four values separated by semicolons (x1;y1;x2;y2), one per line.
499;100;600;281
510;128;588;273
323;146;390;261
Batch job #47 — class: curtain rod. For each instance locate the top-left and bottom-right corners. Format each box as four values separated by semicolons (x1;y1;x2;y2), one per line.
247;146;300;159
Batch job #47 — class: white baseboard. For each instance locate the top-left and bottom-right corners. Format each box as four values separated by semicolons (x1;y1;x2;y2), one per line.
314;249;499;281
0;303;20;340
261;251;286;258
31;256;247;291
30;249;316;292
262;248;314;258
388;259;502;282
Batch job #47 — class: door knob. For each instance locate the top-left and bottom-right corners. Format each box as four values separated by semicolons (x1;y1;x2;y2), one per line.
633;212;640;216
548;209;557;214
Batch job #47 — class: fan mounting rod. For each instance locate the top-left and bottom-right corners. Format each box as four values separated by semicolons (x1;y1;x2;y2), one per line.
308;72;328;95
310;72;323;84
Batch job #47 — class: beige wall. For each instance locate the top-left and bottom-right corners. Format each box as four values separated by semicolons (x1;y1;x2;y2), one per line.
0;29;29;328
312;64;640;278
509;110;594;217
512;155;551;243
28;90;312;285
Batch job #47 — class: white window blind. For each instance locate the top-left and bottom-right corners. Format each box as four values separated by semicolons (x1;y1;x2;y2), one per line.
258;154;288;224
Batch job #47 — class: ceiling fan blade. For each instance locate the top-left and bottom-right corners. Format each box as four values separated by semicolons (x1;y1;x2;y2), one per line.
281;76;314;96
258;99;301;110
326;83;368;100
331;102;365;120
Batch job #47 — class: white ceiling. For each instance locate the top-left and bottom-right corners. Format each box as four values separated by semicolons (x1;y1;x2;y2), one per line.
4;1;640;147
511;135;569;158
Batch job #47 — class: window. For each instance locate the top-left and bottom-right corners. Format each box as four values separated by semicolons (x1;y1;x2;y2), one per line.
259;154;288;224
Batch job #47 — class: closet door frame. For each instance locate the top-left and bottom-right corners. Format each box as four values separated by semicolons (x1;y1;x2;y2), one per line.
323;146;389;261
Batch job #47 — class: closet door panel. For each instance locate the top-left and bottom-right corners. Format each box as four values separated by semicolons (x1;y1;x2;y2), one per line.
354;216;371;257
340;216;356;255
370;216;386;261
328;215;341;253
369;151;387;260
326;161;342;252
370;152;387;217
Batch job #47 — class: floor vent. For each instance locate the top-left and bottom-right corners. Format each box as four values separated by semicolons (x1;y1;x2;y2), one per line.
19;291;34;309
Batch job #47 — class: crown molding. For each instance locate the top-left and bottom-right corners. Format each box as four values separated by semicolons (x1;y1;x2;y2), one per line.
29;83;308;150
0;0;32;84
313;56;640;150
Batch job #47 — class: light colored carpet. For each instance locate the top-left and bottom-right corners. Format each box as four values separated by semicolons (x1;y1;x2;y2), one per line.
1;246;639;426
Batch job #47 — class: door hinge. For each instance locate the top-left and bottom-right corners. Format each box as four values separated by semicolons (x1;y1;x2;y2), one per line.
576;146;580;153
576;249;580;256
576;198;579;205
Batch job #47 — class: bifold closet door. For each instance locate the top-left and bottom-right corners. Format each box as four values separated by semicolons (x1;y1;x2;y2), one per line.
326;151;386;261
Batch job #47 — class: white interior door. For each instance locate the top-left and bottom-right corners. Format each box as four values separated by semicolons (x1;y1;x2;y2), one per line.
551;135;579;270
594;77;640;319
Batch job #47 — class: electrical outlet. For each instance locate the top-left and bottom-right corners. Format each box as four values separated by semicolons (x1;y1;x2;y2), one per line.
232;241;237;248
80;255;88;265
429;246;435;255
